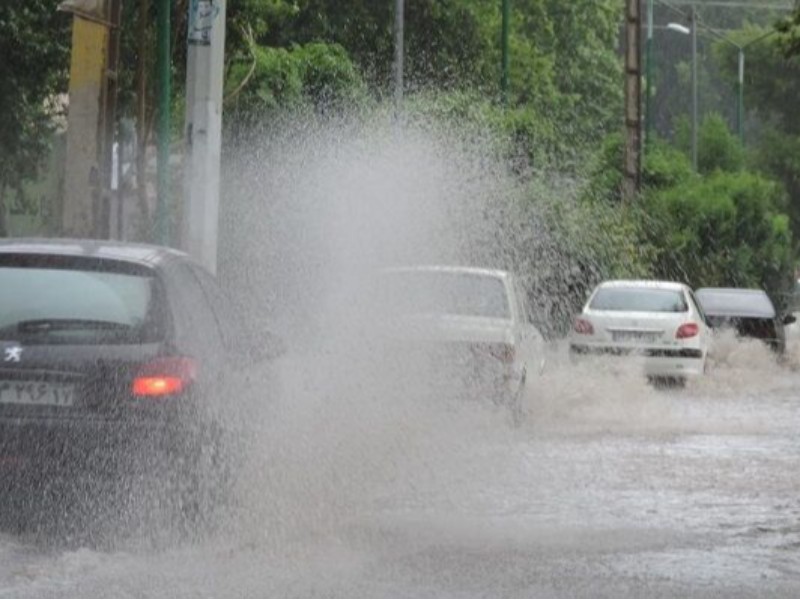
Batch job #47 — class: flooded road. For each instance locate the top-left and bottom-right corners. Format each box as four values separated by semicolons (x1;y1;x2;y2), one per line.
2;336;800;597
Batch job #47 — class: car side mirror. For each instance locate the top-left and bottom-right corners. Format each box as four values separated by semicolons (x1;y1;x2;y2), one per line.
784;314;797;325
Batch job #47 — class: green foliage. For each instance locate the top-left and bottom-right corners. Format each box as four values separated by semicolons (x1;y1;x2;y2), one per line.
582;129;794;302
225;41;368;125
697;113;745;174
776;5;800;58
646;171;793;299
0;1;69;233
674;113;744;174
713;27;800;136
583;133;693;204
750;128;800;245
402;89;588;172
713;27;800;249
226;0;623;161
642;139;693;190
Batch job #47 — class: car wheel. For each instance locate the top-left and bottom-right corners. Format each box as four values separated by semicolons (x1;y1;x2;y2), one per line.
508;371;527;427
173;423;232;538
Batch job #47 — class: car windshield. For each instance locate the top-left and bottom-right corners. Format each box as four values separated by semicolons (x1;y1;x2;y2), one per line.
378;270;511;319
0;265;163;344
590;287;688;313
696;289;775;318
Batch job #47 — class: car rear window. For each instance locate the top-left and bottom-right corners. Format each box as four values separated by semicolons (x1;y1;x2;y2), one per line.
590;287;688;313
379;271;511;319
696;289;775;318
0;262;164;345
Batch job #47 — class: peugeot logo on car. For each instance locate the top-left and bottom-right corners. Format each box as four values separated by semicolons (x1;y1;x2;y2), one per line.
4;346;22;363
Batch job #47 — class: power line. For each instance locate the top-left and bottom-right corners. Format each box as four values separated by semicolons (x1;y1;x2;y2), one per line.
666;1;793;10
655;0;689;20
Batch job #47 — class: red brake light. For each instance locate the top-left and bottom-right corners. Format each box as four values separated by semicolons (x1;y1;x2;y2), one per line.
676;322;699;339
132;357;197;397
574;318;594;335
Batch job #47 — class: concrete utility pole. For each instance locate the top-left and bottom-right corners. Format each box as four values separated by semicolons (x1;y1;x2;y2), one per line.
59;0;120;238
622;0;642;200
393;0;404;114
182;0;227;274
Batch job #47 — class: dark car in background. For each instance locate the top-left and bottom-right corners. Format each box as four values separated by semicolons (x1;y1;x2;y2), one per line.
696;287;795;354
0;239;280;531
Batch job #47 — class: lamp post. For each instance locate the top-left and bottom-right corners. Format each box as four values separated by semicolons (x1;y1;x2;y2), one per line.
699;27;778;144
645;0;654;152
667;19;697;171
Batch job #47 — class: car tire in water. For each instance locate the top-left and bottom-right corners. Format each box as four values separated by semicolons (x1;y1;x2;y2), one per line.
173;421;234;538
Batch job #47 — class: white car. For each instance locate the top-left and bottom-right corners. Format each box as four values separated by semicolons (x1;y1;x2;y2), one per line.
569;280;709;382
375;266;545;420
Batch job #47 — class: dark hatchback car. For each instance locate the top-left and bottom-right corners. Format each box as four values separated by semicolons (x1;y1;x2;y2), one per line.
0;239;278;527
696;287;796;354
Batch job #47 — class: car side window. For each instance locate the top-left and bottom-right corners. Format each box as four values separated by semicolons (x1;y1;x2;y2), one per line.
190;266;251;359
688;290;708;325
163;263;225;362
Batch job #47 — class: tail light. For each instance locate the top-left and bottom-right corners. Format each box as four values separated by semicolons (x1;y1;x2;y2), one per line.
676;322;699;339
132;356;197;397
573;317;594;335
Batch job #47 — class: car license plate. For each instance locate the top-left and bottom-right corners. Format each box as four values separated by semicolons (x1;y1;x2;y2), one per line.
0;381;75;407
613;331;658;343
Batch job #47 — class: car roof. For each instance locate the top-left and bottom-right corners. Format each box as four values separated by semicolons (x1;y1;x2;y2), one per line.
695;287;775;318
0;238;188;268
597;279;686;291
381;265;510;280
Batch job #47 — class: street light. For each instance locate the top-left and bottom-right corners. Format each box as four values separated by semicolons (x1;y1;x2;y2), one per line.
667;23;690;35
667;17;777;152
699;27;778;144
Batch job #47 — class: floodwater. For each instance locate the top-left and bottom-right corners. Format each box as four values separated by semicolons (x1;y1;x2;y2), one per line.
2;333;800;598
3;119;799;597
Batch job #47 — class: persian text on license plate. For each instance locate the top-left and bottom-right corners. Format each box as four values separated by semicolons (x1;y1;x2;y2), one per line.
0;381;75;407
613;331;658;343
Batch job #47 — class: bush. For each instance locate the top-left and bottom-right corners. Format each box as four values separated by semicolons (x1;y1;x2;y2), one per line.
674;113;745;174
225;41;368;125
646;170;793;302
582;133;693;204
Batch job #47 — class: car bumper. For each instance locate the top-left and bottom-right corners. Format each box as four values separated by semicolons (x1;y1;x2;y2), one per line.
0;415;198;477
570;344;705;378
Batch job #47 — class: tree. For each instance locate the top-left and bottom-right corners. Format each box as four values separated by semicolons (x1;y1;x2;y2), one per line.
675;113;744;175
776;4;800;58
713;26;800;244
224;41;368;130
0;1;69;235
646;171;792;300
713;27;800;136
